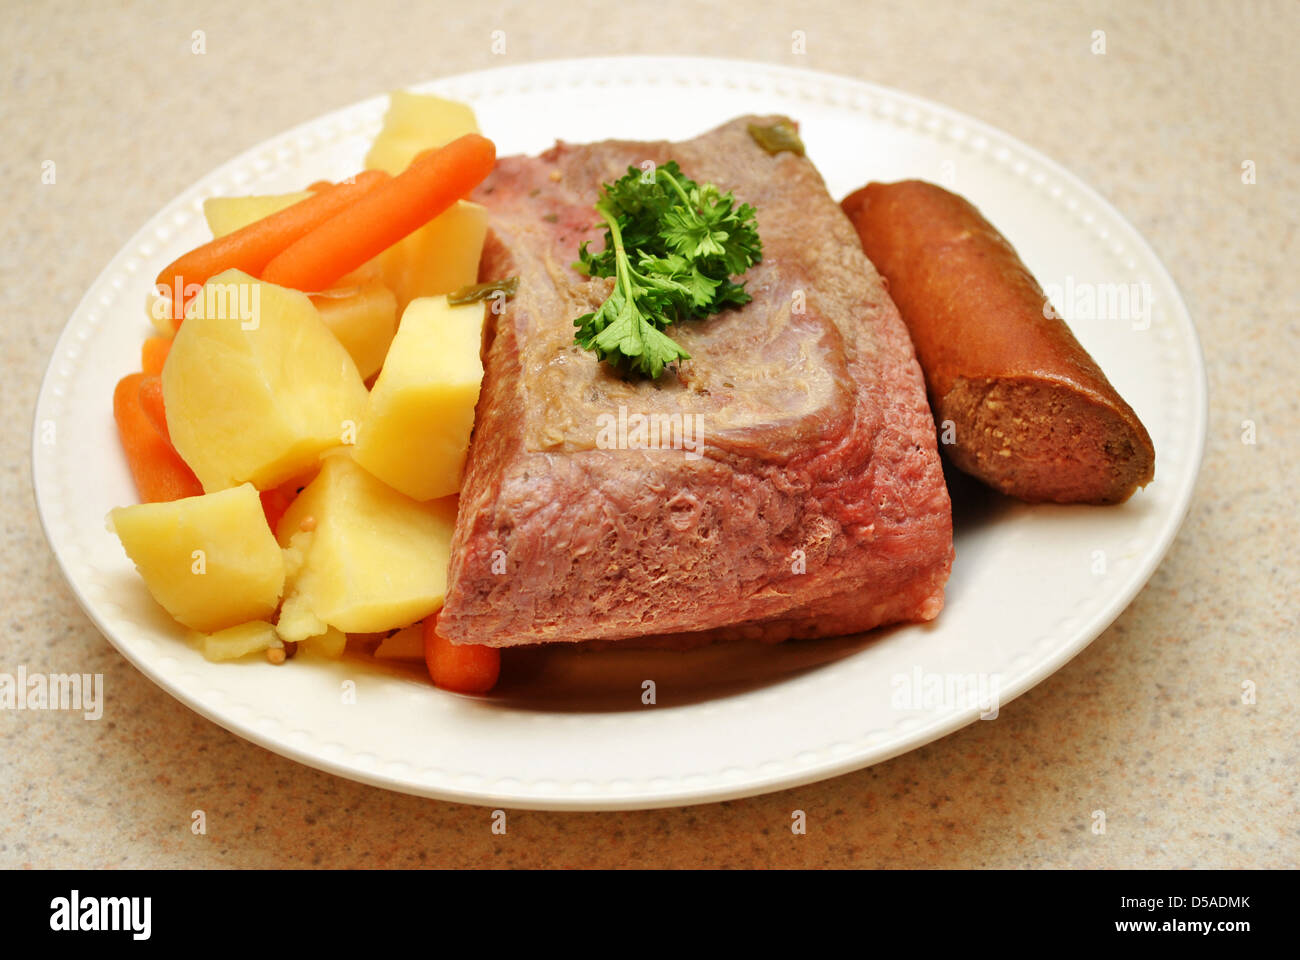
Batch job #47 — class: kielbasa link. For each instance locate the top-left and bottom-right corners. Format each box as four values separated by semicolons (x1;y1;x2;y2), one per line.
841;180;1155;504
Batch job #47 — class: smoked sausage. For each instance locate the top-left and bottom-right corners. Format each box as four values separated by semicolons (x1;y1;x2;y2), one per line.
841;180;1155;504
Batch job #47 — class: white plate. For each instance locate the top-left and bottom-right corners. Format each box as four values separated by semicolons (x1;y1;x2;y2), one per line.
31;56;1206;810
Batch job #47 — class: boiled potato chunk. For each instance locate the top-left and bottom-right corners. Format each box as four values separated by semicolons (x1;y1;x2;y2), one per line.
195;620;280;661
351;296;485;500
163;270;369;492
364;90;479;176
146;289;177;336
203;190;312;238
274;455;457;640
301;626;347;659
108;484;285;633
310;281;398;381
375;200;488;314
275;528;324;642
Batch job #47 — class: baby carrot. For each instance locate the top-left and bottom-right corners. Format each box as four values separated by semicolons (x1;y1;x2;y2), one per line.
259;485;297;536
155;170;390;322
113;373;203;503
261;134;496;293
141;336;171;376
423;613;500;695
137;375;170;440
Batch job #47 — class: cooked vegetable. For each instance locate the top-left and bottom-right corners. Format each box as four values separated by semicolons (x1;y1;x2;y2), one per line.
310;280;399;381
258;484;297;537
112;92;498;669
194;621;280;662
301;626;347;659
747;120;805;156
447;276;518;306
161;270;369;492
140;336;171;377
572;160;762;378
373;623;425;660
260;133;497;294
423;614;500;694
203;190;312;239
365;90;480;176
136;374;170;440
274;455;457;641
108;483;285;633
351;296;485;500
154;171;389;323
373;200;488;313
113;372;203;503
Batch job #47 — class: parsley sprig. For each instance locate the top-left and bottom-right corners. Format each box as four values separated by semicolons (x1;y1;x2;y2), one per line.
572;161;761;378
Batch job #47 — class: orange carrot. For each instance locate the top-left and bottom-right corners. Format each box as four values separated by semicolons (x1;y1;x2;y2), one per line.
155;170;390;323
113;373;203;503
423;613;500;695
262;134;496;293
137;375;170;440
141;336;171;376
259;485;297;536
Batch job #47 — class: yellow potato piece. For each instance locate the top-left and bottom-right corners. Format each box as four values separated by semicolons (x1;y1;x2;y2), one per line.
108;484;285;633
162;270;369;492
300;626;347;660
274;455;457;639
364;90;479;176
145;289;177;336
202;190;312;238
194;620;280;662
311;281;398;381
374;200;488;314
351;296;485;501
275;528;324;642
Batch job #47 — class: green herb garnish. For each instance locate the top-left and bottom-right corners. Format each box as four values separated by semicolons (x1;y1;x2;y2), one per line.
572;161;761;379
448;276;519;305
747;120;805;156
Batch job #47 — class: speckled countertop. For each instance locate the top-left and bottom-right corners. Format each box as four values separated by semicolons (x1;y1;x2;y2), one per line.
2;0;1296;868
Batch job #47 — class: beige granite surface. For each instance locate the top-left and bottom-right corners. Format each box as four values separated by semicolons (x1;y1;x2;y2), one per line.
2;0;1296;868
